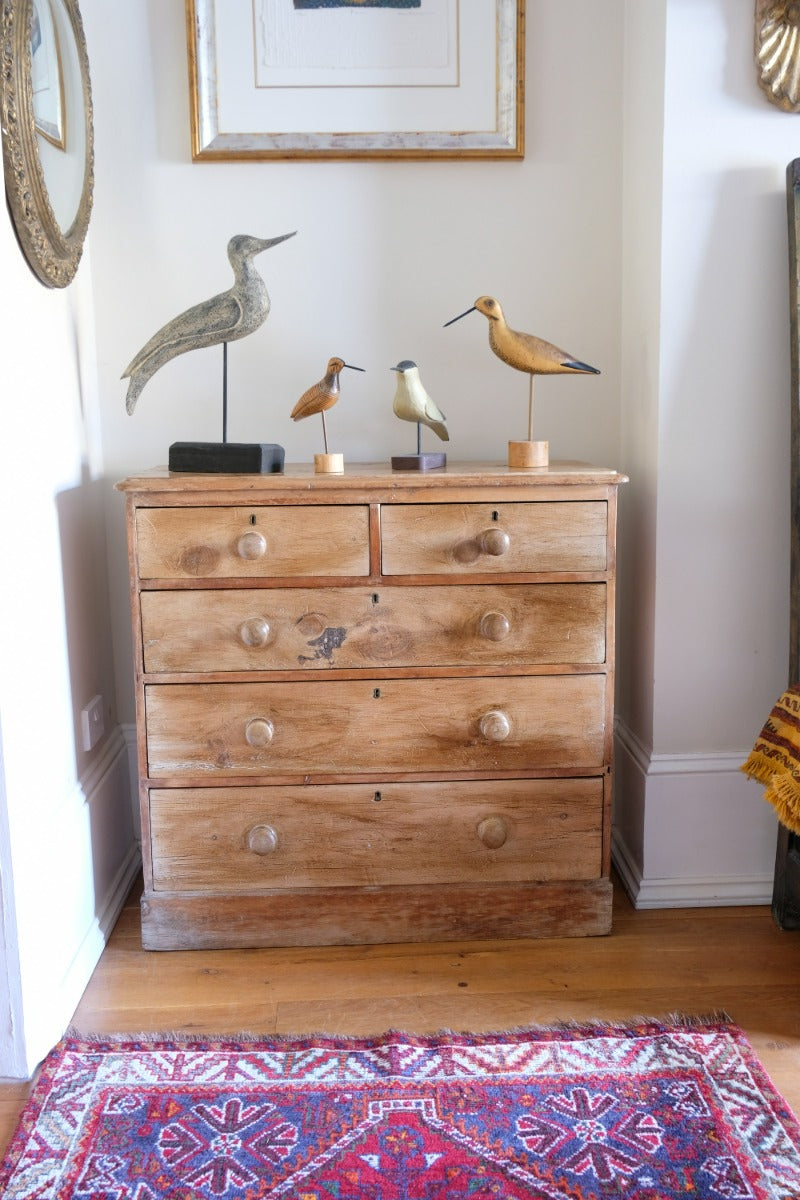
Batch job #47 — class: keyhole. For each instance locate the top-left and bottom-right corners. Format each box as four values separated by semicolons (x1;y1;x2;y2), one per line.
373;688;381;699
372;593;380;605
373;791;382;803
491;510;499;521
249;514;256;525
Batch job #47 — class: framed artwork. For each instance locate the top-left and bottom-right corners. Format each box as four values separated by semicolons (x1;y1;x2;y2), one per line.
186;0;524;159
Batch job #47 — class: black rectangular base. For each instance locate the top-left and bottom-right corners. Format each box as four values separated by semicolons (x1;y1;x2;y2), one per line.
391;452;447;472
169;442;285;474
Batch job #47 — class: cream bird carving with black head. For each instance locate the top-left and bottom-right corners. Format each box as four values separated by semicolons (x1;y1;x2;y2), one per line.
122;232;296;414
444;295;599;440
391;360;448;442
291;357;364;453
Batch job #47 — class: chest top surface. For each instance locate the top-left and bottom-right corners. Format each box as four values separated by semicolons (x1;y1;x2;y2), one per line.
116;460;627;499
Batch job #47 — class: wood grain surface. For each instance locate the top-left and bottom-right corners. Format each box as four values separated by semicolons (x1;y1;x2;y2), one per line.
144;674;607;779
149;778;603;892
140;583;607;673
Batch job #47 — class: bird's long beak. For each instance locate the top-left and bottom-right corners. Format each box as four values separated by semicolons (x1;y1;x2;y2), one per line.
260;231;297;251
443;306;477;327
343;363;365;372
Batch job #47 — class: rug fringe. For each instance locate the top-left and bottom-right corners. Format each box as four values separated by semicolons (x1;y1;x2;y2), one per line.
63;1013;736;1047
662;1010;734;1027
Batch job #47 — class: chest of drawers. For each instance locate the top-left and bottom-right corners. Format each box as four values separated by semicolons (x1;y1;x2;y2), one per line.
117;462;626;949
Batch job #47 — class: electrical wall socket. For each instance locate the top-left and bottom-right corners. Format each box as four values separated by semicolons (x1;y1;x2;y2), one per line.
81;694;105;752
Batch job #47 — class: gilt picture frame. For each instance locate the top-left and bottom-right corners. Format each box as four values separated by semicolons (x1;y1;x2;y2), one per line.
186;0;524;160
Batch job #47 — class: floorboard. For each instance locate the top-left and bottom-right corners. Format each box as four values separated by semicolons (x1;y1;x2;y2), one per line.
2;875;799;1157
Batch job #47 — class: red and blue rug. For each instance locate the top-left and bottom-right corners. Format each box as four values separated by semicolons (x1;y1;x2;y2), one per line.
1;1019;799;1198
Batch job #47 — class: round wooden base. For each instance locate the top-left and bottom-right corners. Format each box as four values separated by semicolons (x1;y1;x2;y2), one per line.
314;452;344;474
508;440;549;469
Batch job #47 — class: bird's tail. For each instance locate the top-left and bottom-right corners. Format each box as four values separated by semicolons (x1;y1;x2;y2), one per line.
430;420;449;442
123;372;146;415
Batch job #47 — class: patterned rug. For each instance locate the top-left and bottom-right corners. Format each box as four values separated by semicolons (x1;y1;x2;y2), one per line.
2;1020;799;1199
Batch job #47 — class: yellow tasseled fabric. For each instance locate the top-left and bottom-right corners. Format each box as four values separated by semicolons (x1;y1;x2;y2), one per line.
741;685;800;835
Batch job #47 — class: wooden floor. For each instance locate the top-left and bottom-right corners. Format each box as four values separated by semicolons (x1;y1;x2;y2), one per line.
2;875;799;1157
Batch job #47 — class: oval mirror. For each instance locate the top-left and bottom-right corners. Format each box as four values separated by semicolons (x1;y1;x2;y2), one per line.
0;0;94;288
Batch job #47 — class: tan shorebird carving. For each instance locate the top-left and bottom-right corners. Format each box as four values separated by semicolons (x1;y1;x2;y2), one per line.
444;296;599;440
291;357;364;453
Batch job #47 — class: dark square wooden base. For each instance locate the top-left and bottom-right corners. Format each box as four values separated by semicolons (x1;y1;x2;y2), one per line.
169;442;285;474
391;452;447;472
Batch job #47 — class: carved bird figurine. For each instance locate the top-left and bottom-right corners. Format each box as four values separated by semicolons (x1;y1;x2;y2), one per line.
444;295;599;440
391;360;449;442
291;357;364;453
122;231;296;414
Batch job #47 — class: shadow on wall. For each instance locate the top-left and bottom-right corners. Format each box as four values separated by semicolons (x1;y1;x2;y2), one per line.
55;465;138;915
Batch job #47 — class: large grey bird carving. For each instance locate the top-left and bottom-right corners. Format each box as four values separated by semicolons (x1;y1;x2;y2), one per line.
122;231;296;414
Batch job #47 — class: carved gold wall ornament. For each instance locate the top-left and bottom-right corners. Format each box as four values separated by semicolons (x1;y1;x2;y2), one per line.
756;0;800;112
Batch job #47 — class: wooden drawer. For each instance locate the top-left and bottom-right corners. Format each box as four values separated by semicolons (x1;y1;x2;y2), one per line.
140;583;607;673
135;505;369;579
144;674;606;777
149;779;604;892
381;502;608;575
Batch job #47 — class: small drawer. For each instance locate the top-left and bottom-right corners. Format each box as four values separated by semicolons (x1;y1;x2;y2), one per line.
149;778;604;892
381;502;608;575
135;505;369;579
140;583;607;673
144;674;606;778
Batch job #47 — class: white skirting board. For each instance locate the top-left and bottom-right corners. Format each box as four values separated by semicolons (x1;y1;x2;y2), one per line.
612;827;774;909
613;721;777;909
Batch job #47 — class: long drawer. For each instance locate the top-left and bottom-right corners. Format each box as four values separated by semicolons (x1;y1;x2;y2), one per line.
149;779;604;892
381;502;608;575
140;583;607;672
135;505;370;578
144;674;606;777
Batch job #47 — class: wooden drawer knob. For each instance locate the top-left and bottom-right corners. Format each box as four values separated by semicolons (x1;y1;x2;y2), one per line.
479;611;511;641
453;528;510;564
247;824;278;855
477;815;508;849
478;528;510;557
237;530;267;560
245;717;274;747
479;709;511;742
239;617;270;648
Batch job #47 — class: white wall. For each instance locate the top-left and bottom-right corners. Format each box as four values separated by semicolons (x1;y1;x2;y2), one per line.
614;0;794;905
89;0;792;907
4;0;797;1078
0;193;138;1076
84;0;625;724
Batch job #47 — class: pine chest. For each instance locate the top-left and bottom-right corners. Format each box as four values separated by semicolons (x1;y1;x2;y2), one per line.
118;462;626;949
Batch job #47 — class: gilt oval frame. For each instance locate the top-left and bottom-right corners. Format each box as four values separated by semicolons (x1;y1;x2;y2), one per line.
0;0;94;287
